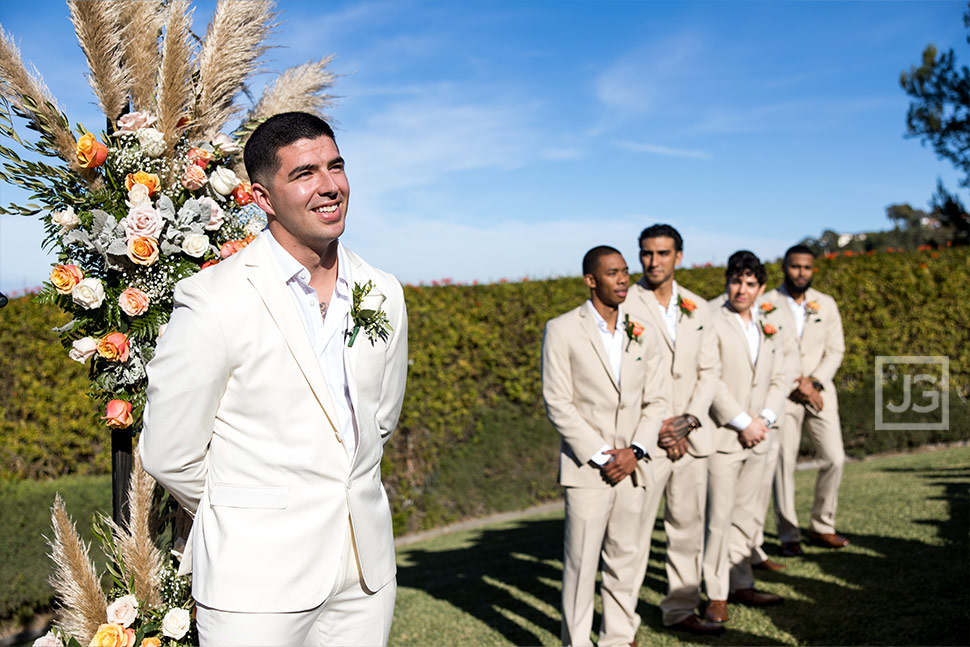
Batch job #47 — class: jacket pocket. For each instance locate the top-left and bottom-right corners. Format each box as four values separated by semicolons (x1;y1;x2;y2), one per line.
209;484;288;509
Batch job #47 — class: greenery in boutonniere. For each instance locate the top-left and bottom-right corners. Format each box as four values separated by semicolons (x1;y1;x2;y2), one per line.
347;280;392;347
623;313;644;350
761;302;777;315
678;295;697;318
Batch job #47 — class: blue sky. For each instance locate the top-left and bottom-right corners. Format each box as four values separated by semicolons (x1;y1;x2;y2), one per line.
0;0;964;293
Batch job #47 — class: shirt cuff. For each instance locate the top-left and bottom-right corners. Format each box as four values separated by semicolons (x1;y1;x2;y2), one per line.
590;444;613;466
728;412;753;432
760;409;777;426
631;441;646;455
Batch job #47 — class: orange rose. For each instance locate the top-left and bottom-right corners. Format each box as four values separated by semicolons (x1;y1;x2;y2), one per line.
76;133;108;168
103;400;133;429
760;302;776;313
631;323;644;337
231;182;254;206
88;623;135;647
50;264;84;294
124;171;161;196
187;146;214;168
141;638;161;647
119;287;149;317
681;298;696;311
97;332;130;362
220;235;256;259
127;236;159;266
761;323;777;338
200;259;220;269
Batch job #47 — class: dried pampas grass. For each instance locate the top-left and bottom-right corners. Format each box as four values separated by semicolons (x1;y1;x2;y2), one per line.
156;0;195;157
249;56;336;125
191;0;276;141
120;0;166;114
68;0;130;122
47;494;108;642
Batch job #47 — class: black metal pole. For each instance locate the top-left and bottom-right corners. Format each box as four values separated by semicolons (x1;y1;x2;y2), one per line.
111;428;132;526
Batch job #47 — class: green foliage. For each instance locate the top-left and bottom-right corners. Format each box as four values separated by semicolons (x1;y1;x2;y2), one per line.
2;249;968;537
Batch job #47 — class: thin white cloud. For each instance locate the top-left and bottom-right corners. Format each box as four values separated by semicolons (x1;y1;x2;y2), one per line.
614;140;712;160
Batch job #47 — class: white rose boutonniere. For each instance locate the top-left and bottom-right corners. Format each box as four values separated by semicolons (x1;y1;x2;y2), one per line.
346;280;392;347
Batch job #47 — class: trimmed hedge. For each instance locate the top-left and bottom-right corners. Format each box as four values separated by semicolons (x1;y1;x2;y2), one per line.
2;248;968;534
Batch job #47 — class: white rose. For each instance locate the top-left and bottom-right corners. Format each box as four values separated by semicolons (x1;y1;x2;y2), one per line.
157;323;168;339
211;132;241;154
106;594;139;627
71;278;105;309
51;207;79;232
116;111;156;133
198;196;225;231
32;630;63;647
136;127;166;157
125;203;164;240
208;167;240;196
360;289;386;316
69;337;99;363
161;607;191;640
181;233;210;258
126;183;151;208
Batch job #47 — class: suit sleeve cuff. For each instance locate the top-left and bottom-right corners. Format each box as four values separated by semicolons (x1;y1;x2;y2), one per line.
589;444;613;466
729;412;753;431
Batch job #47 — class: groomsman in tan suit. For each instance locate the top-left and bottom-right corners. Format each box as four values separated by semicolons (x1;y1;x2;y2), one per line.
626;225;724;636
542;246;670;647
763;245;849;555
703;251;790;624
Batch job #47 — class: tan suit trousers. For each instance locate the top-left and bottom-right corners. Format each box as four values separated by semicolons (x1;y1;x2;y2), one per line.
562;483;648;647
773;392;846;542
704;449;767;600
640;453;708;625
750;430;781;564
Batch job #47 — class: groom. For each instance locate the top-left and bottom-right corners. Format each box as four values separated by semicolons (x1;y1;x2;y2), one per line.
141;112;408;646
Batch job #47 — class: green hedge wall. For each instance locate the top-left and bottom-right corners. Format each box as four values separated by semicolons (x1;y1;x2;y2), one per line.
2;247;967;534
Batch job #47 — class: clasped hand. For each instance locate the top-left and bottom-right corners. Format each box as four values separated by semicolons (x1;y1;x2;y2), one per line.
600;448;637;484
789;376;824;411
739;418;768;448
658;414;695;461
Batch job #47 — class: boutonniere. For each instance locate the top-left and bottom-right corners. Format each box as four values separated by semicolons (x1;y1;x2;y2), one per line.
346;280;393;347
805;301;821;320
760;302;777;315
761;322;777;339
624;314;644;350
678;295;697;318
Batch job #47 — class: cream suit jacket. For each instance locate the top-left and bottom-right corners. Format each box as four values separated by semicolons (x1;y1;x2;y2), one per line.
762;286;845;393
627;282;719;458
140;233;408;614
542;302;670;488
708;300;794;455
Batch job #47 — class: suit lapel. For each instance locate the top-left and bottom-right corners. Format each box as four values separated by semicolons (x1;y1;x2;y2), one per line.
580;306;619;392
772;287;800;348
637;283;675;353
721;303;753;365
244;236;341;435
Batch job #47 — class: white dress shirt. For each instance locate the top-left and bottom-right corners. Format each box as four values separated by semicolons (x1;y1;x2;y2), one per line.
585;301;646;465
781;285;807;338
266;231;359;458
656;281;679;344
727;310;777;431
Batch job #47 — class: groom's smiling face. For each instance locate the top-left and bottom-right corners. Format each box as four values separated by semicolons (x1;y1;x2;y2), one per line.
253;135;350;253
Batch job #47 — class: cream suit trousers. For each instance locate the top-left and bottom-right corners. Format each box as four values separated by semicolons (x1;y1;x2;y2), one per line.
195;519;396;647
562;483;648;647
774;393;846;542
640;453;709;626
704;449;767;600
750;430;781;564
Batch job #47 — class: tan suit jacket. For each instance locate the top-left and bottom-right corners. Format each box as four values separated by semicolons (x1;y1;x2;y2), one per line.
141;234;408;613
542;302;670;488
627;282;719;458
708;299;792;454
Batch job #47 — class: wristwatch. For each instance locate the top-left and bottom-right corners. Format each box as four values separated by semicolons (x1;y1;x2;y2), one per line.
810;377;824;391
631;445;645;461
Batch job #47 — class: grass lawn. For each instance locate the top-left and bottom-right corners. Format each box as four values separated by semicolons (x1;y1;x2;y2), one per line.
391;446;970;646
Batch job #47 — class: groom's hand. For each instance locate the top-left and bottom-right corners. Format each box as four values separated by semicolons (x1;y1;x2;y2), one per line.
658;414;698;447
601;448;637;484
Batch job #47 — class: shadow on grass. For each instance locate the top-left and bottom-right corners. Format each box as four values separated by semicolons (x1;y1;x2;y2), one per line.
398;463;969;646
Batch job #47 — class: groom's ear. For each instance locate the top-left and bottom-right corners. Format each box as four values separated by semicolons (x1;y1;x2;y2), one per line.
252;182;274;216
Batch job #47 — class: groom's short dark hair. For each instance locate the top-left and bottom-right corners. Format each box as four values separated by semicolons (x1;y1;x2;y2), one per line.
582;245;622;275
244;112;337;186
725;250;767;285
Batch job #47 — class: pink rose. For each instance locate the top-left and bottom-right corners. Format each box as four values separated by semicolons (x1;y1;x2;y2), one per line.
118;287;149;317
198;196;225;231
181;164;207;191
124;203;163;240
116;111;156;133
103;400;132;428
97;332;130;362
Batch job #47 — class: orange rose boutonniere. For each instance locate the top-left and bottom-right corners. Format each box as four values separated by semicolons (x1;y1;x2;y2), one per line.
805;301;821;319
761;322;777;339
760;302;776;315
678;295;697;318
624;313;644;350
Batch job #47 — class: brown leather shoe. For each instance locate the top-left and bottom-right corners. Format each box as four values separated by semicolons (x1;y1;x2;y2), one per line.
781;541;804;557
752;558;787;572
705;599;728;623
728;588;784;606
809;530;850;548
668;614;726;635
